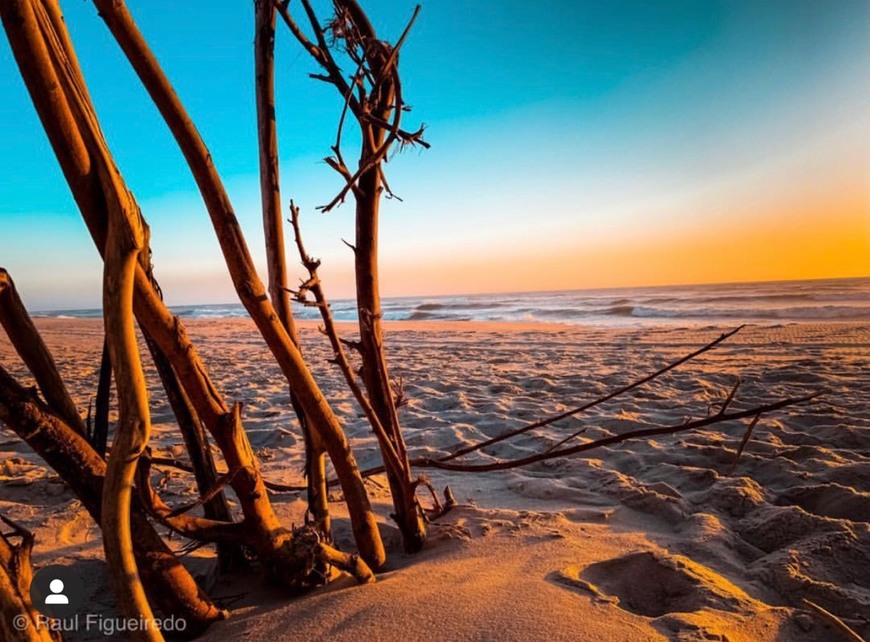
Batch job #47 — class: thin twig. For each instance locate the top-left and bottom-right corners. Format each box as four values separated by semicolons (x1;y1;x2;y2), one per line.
416;393;821;473
165;468;243;519
287;202;405;476
273;0;352;102
728;414;761;475
372;5;421;93
444;326;745;462
319;62;407;212
151;393;819;490
801;599;864;642
720;379;741;414
411;474;442;513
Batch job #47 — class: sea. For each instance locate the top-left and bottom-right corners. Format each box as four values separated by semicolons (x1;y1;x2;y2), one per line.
32;277;870;326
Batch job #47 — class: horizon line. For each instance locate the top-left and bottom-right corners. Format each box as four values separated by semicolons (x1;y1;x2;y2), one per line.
30;274;870;314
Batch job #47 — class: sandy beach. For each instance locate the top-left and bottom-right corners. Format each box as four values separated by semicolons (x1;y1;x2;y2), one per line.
0;318;867;640
1;0;867;639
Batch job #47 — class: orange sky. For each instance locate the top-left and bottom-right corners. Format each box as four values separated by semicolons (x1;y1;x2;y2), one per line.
376;186;870;296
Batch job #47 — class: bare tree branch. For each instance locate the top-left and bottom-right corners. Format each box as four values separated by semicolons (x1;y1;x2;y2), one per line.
416;393;821;473
135;453;245;543
288;202;405;477
442;326;745;462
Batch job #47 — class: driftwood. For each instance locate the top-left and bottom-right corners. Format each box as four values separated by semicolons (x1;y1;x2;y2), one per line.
254;0;330;539
802;598;865;642
415;394;820;473
151;328;820;500
0;7;391;640
277;0;428;553
0;363;226;634
98;125;158;640
441;326;745;463
0;268;85;436
89;0;384;569
3;0;384;588
142;332;241;570
135;452;375;590
91;337;112;457
0;516;58;642
287;204;407;503
729;413;761;474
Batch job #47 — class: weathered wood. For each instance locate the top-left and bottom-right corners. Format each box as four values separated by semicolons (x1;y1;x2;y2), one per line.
339;0;426;552
278;0;427;554
142;330;242;570
254;0;330;538
0;267;85;435
354;158;426;552
98;121;160;642
3;0;380;587
135;452;245;542
416;393;822;473
0;517;58;642
91;0;384;569
4;2;189;634
442;326;745;462
0;364;226;634
316;542;375;585
288;204;405;493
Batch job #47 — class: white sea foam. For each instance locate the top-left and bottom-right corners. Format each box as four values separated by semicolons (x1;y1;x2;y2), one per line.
32;277;870;324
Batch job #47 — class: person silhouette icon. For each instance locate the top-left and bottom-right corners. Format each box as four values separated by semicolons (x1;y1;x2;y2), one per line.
44;579;69;605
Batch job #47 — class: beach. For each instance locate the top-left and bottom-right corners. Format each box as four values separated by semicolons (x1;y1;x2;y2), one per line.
1;0;867;637
0;317;867;640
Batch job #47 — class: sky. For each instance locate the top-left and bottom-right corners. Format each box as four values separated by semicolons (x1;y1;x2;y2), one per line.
0;0;868;310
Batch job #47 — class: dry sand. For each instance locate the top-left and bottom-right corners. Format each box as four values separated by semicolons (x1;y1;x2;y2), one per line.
0;318;868;641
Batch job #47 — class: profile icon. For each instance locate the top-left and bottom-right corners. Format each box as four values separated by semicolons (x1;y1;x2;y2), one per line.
44;579;69;605
30;564;83;618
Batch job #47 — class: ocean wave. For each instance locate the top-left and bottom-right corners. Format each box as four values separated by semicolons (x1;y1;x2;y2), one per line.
609;304;870;321
605;305;636;317
408;311;474;321
30;278;870;325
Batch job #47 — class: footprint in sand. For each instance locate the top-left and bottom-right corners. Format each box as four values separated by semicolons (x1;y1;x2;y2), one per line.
554;550;753;618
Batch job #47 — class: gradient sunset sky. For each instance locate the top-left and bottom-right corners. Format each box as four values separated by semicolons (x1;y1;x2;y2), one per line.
1;0;868;309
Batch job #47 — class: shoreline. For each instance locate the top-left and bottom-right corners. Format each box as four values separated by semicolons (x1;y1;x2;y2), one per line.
1;318;867;640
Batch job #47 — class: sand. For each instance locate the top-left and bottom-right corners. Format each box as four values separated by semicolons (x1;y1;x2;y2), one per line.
0;318;868;641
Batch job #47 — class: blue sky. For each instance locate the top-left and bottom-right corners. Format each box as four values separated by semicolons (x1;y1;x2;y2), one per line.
1;0;868;309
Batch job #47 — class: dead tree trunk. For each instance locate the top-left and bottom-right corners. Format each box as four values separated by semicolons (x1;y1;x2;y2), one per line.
276;0;428;552
0;364;226;634
254;0;330;537
354;138;426;552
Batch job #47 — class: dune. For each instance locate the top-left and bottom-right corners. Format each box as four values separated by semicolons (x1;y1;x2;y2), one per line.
0;318;867;641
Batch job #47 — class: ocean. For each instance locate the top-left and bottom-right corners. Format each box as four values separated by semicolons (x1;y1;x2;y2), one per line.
32;277;870;325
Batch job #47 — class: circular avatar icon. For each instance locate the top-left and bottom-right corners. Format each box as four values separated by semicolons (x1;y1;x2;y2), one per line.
29;564;85;619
